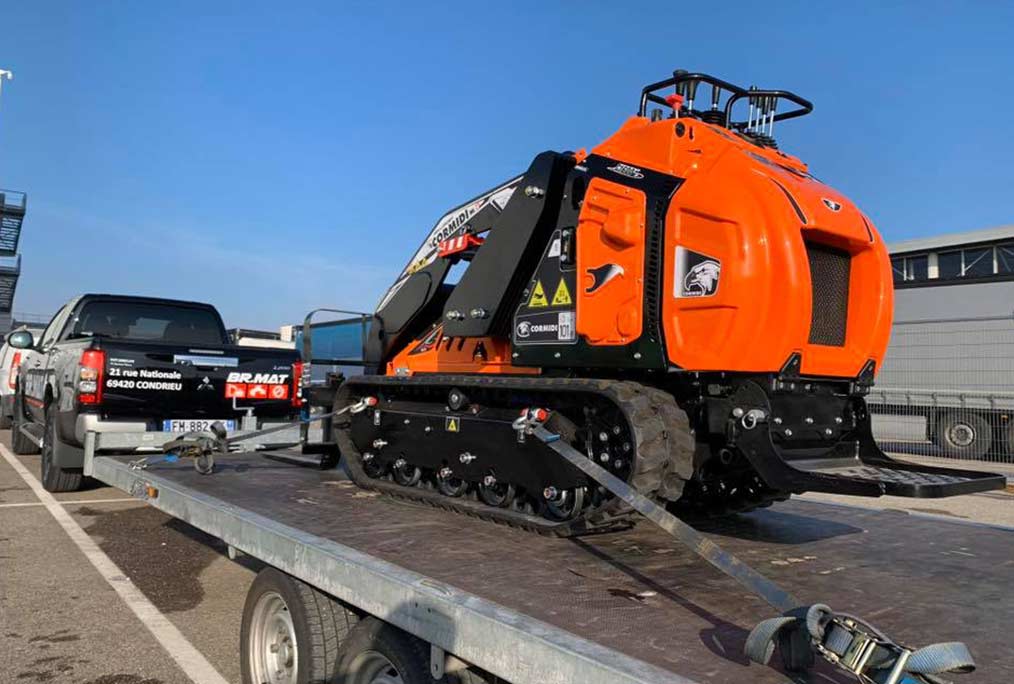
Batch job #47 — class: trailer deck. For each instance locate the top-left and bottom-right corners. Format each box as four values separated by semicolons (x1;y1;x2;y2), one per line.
89;449;1014;684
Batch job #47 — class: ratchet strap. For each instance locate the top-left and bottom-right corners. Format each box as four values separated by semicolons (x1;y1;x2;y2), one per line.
744;604;974;684
528;418;975;684
221;396;374;447
141;398;376;472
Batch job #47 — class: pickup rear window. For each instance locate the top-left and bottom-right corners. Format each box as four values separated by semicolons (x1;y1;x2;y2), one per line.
68;301;228;345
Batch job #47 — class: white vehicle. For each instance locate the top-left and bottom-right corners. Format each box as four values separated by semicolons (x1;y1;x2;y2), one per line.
0;324;43;428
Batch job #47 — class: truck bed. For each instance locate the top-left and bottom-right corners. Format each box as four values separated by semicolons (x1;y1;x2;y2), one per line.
91;450;1014;684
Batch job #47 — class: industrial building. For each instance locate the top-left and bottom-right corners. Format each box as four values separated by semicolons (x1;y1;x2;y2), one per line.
0;190;25;334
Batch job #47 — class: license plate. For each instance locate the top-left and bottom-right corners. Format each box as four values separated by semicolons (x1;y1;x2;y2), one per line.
162;419;236;433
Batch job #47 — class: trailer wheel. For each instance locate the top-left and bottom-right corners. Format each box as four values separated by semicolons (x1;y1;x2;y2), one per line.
40;408;82;492
10;391;40;455
241;567;358;684
334;617;435;684
935;411;991;460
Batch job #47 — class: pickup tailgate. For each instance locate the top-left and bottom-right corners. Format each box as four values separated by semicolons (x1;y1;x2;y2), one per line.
99;341;299;423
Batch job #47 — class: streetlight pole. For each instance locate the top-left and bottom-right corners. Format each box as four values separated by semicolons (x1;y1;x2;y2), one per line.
0;68;12;118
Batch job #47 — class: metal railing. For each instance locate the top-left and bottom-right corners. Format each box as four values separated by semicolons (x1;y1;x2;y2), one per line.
296;308;372;444
0;254;20;311
299;308;371;369
869;315;1014;463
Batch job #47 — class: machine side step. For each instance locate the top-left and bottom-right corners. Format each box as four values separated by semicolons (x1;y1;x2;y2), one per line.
731;389;1006;500
791;458;1006;498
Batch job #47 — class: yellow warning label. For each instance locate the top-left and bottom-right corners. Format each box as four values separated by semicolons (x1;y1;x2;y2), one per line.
529;280;549;308
445;417;459;432
551;278;572;306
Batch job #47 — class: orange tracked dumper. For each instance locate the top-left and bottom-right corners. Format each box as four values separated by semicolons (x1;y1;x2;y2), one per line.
333;70;1003;534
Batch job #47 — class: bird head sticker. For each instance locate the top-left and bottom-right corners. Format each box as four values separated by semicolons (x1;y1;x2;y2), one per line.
822;197;843;212
675;247;721;298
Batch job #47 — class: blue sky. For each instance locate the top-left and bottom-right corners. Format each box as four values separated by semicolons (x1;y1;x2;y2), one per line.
2;2;1013;329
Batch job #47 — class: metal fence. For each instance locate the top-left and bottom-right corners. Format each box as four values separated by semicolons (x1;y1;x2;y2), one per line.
869;315;1014;463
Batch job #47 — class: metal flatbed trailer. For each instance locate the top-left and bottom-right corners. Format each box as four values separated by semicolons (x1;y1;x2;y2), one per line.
84;441;1014;684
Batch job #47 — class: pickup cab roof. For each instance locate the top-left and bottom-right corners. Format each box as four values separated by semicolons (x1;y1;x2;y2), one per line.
73;293;224;311
55;294;230;346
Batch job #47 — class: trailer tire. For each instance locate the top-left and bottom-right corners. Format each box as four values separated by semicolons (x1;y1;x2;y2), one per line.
934;411;991;460
334;617;437;684
40;408;82;492
10;392;39;455
241;567;358;684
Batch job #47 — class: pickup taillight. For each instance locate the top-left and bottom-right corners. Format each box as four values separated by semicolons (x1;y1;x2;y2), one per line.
292;361;304;408
78;349;106;405
8;351;21;389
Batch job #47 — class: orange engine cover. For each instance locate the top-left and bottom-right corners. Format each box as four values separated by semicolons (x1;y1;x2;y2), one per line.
575;178;647;346
585;116;893;379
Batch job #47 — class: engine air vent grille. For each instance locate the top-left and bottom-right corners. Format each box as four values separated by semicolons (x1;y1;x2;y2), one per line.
806;241;851;347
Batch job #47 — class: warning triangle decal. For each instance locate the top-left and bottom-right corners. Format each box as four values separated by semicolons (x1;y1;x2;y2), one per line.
551;278;572;306
529;280;549;308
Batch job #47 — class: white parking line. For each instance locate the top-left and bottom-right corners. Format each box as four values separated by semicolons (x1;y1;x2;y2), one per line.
60;497;143;505
0;497;140;508
0;444;229;684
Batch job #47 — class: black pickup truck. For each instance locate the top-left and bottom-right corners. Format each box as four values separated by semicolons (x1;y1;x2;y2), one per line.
6;294;302;492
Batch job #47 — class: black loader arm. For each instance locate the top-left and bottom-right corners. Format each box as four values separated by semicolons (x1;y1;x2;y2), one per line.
365;260;452;368
366;151;574;365
441;151;574;338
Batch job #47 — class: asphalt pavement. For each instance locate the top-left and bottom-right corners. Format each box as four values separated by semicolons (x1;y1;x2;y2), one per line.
0;431;254;684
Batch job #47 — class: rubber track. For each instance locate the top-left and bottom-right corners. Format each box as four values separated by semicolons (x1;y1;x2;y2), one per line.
334;375;695;537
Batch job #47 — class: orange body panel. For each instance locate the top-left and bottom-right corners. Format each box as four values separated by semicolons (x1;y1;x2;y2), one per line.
384;111;891;381
590;116;893;378
576;178;647;345
386;325;538;376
